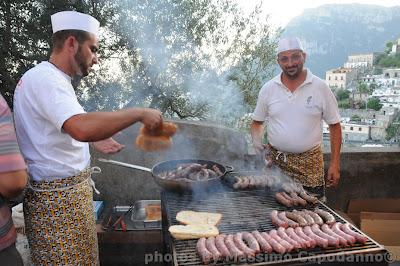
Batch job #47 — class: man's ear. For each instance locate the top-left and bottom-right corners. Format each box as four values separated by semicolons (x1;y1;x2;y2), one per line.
65;36;79;53
303;52;307;61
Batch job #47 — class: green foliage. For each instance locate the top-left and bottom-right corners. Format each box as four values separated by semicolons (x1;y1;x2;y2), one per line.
350;115;361;122
1;0;278;127
357;82;370;94
385;41;394;54
338;100;350;109
377;54;400;68
336;89;350;101
367;98;382;111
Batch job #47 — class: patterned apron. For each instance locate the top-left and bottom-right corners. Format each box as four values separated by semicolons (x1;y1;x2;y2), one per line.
269;144;325;188
23;168;99;266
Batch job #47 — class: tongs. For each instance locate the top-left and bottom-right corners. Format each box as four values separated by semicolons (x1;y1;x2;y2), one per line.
104;205;134;231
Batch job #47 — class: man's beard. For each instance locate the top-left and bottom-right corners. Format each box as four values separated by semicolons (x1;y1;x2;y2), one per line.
283;65;303;80
74;47;89;77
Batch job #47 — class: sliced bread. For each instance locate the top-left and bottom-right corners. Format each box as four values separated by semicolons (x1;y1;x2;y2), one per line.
176;210;222;226
168;224;219;240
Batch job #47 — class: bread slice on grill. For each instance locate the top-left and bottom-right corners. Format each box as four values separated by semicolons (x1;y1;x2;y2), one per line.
176;210;222;226
168;224;219;240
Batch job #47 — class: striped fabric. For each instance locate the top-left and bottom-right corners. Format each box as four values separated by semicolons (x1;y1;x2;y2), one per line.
0;94;26;251
270;144;325;187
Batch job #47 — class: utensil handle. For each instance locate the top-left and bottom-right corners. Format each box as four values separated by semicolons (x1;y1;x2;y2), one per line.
98;158;152;172
225;165;234;172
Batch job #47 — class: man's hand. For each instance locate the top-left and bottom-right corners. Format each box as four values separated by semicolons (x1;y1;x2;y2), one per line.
140;108;163;130
326;164;340;187
92;138;125;154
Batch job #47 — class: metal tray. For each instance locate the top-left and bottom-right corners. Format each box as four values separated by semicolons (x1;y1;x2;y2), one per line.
102;200;161;231
130;200;161;229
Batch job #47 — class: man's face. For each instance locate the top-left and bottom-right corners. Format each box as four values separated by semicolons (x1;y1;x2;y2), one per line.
73;34;99;77
277;50;306;79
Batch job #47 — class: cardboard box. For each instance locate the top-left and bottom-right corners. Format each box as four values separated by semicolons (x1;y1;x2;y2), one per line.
347;198;400;228
360;211;400;261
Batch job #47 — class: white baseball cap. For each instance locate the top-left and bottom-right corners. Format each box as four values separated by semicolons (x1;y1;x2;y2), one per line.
277;37;304;54
51;11;100;37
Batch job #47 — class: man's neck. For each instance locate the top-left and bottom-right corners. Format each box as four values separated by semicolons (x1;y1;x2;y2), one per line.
49;53;73;77
281;69;307;92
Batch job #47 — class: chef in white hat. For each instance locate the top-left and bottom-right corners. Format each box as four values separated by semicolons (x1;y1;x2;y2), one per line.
13;11;164;265
250;37;342;201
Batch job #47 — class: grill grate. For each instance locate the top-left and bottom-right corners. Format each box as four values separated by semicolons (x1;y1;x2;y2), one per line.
162;182;384;266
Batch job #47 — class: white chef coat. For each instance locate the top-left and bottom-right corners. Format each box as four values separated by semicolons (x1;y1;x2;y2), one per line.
252;69;340;153
13;61;90;181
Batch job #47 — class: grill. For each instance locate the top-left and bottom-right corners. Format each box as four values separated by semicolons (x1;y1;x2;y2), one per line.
161;177;385;266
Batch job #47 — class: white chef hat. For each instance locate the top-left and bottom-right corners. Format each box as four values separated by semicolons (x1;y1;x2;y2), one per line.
51;11;100;37
277;37;304;54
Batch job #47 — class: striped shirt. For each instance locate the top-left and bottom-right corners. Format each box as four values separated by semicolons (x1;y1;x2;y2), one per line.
0;94;26;251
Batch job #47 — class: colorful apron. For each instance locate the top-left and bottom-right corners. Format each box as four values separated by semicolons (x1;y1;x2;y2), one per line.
24;168;99;266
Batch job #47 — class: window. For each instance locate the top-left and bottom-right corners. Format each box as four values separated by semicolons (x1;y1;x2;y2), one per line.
359;127;362;131
341;76;343;80
329;76;331;80
350;127;353;130
335;76;337;80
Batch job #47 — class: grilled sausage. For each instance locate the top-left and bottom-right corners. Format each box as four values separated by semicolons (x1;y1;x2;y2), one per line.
275;192;293;207
277;227;302;249
269;230;294;252
290;192;307;206
278;211;299;227
294;226;316;248
240;176;250;189
285;211;308;227
292;210;313;226
321;224;348;247
251;231;273;253
285;227;310;249
340;223;368;245
260;232;286;254
303;226;329;248
215;235;231;259
304;209;324;225
234;233;255;257
224;234;244;259
205;236;221;261
212;165;223;176
197;237;213;264
314;208;336;225
242;232;261;253
299;191;319;204
311;224;339;247
233;176;243;189
271;210;289;228
331;222;355;244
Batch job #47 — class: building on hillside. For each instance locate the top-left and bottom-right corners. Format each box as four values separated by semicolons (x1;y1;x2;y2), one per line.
325;67;357;91
382;68;400;79
344;53;379;72
390;38;400;55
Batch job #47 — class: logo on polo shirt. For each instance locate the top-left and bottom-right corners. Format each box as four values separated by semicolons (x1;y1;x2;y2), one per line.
306;96;313;108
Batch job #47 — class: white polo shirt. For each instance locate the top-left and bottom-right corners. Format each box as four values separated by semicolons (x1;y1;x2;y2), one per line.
252;69;340;153
13;61;90;181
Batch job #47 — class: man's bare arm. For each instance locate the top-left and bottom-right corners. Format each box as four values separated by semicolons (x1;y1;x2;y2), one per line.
0;170;28;198
250;120;265;153
63;108;162;142
326;122;342;187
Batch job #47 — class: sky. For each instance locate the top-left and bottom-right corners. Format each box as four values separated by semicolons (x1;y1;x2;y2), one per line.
237;0;400;27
